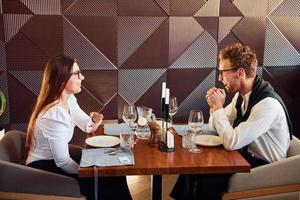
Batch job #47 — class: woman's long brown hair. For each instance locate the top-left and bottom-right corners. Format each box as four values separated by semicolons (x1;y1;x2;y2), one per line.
24;55;75;161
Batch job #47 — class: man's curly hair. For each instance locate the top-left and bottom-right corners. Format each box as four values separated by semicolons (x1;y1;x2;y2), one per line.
219;43;258;78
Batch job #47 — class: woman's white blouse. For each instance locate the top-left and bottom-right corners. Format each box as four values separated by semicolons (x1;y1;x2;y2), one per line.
26;95;96;174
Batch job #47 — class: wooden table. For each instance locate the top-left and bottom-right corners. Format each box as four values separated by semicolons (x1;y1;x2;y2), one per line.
79;127;250;200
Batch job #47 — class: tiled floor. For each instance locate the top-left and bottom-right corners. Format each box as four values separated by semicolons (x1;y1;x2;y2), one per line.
127;175;178;200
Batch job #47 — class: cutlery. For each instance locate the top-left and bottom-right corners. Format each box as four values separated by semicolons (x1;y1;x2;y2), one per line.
105;148;120;155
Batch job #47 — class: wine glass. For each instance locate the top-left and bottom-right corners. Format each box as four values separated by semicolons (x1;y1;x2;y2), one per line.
122;104;137;131
187;110;204;153
169;96;178;125
188;110;204;132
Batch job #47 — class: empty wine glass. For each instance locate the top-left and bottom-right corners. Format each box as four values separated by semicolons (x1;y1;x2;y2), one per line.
122;104;137;131
187;110;204;153
169;96;178;125
188;110;204;132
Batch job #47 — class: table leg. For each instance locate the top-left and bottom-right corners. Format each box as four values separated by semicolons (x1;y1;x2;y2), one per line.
151;175;162;200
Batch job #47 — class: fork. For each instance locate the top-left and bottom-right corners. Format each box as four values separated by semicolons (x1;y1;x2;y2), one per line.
104;147;120;155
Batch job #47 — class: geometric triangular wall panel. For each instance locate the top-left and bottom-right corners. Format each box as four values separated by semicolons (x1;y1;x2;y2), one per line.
119;0;166;16
9;70;43;96
2;0;33;14
118;16;166;67
257;66;263;78
263;66;300;100
64;0;117;16
270;0;300;16
167;68;213;120
6;33;49;70
267;0;284;15
195;17;219;41
120;18;169;69
176;70;215;119
234;0;268;16
262;67;293;104
63;17;117;70
81;70;118;106
269;16;300;52
170;0;206;16
194;0;220;17
264;19;300;66
170;31;217;69
62;0;76;13
8;73;37;124
169;17;204;64
21;0;61;15
218;16;241;43
231;17;267;65
155;0;170;15
76;86;106;114
65;15;118;65
20;15;63;58
3;14;32;42
118;68;166;105
0;41;6;71
219;0;243;16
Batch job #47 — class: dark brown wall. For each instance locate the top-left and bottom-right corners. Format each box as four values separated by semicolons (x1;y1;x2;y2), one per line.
0;0;300;137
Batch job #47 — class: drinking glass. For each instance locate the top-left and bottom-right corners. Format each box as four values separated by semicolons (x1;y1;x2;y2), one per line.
188;110;204;132
122;104;137;131
187;110;204;153
120;131;134;149
169;96;178;125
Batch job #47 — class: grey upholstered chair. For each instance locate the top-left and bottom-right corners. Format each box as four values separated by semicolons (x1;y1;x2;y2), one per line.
0;130;85;200
222;136;300;200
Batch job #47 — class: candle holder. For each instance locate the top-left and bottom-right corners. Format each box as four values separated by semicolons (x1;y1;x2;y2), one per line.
158;119;175;152
159;84;175;152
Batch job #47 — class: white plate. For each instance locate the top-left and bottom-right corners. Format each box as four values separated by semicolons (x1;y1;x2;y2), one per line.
85;136;120;148
194;135;222;147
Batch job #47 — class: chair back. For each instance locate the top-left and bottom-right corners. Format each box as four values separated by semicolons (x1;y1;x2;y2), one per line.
287;136;300;157
0;130;26;163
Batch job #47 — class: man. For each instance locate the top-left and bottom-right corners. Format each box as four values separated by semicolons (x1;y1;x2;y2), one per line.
170;43;292;200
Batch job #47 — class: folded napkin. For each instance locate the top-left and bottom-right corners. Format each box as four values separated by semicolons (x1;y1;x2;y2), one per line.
173;124;217;136
80;148;135;167
104;123;131;136
172;124;189;136
201;124;218;135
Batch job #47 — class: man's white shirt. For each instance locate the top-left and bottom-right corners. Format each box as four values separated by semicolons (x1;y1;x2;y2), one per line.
209;92;290;163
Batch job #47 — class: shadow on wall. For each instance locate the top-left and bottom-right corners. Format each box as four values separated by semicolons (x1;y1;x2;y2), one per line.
288;96;300;139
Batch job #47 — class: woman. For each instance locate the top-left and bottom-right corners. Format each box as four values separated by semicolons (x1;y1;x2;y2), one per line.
25;55;132;200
